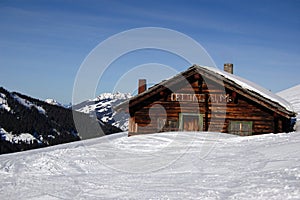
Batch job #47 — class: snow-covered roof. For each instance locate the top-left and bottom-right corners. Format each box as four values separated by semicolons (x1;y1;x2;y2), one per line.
199;65;294;113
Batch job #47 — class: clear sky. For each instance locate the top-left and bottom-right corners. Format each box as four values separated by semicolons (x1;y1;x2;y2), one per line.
0;0;299;104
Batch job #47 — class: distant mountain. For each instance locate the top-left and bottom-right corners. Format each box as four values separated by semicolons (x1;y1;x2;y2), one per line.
73;92;131;131
45;98;63;106
0;87;122;154
45;98;72;108
277;84;300;119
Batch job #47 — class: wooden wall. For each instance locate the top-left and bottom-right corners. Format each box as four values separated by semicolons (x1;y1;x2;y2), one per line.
128;74;288;136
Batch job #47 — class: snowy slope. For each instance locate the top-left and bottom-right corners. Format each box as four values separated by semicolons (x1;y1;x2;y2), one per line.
1;131;300;199
277;84;300;119
74;92;131;131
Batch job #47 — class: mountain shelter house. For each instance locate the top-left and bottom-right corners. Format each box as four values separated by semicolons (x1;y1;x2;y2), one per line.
115;64;296;136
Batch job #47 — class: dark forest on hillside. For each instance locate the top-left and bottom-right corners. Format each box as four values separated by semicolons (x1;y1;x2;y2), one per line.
0;87;121;154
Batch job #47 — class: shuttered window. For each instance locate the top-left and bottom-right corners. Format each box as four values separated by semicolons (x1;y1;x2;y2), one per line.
229;121;253;136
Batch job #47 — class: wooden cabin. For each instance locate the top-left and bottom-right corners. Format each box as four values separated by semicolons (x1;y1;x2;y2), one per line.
116;64;296;136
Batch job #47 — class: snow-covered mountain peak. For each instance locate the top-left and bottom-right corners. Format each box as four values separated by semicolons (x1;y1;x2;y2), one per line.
74;92;132;131
45;99;72;108
94;92;132;101
45;98;61;106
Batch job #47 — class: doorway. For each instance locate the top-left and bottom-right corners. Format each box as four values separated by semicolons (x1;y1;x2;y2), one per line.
179;113;203;131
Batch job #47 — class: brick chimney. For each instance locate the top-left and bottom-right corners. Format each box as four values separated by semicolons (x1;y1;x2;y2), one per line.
224;63;233;74
138;79;147;94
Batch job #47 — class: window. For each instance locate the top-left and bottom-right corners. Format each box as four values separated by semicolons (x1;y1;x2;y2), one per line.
229;121;253;136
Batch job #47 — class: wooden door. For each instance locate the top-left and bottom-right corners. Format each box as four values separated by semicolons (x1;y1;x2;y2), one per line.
179;113;203;131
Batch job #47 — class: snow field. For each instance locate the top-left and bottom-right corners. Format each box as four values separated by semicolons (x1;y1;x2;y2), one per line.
0;131;300;199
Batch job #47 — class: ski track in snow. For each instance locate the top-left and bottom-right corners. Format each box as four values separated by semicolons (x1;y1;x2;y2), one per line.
0;131;300;199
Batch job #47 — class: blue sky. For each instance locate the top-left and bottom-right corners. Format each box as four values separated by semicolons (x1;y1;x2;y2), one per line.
0;0;299;104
